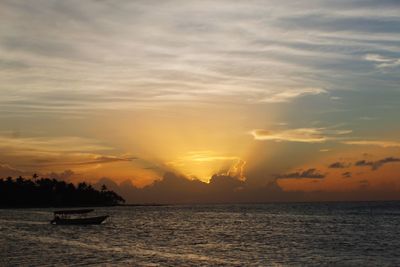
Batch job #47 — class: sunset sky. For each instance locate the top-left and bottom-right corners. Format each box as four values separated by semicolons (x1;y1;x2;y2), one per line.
1;0;400;202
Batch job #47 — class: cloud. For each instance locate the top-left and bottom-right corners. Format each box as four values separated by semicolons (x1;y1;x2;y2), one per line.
90;169;400;204
93;172;288;204
276;168;325;179
67;156;136;166
209;174;245;191
355;160;374;168
364;53;400;68
329;162;350;168
46;169;75;181
0;163;31;178
180;151;239;162
355;157;400;170
226;159;246;180
259;88;327;103
342;172;352;178
32;156;136;167
251;128;326;143
0;135;112;155
0;134;136;172
342;140;400;148
251;127;351;143
0;164;76;181
0;0;399;116
277;14;400;34
359;116;376;121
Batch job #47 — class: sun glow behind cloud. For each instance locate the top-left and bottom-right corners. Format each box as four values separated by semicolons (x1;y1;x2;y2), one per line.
165;151;246;182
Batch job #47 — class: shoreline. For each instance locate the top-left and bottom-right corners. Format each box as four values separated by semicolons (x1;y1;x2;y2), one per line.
1;199;400;209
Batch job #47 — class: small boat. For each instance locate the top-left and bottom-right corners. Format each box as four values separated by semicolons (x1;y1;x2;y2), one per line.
50;209;109;225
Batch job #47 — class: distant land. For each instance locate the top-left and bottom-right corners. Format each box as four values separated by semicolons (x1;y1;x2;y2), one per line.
0;176;125;208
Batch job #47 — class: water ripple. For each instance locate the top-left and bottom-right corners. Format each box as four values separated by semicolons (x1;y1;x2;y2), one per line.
1;202;400;266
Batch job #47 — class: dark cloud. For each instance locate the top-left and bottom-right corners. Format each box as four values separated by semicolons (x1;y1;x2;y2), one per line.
276;168;325;179
88;156;137;164
93;172;291;204
355;157;400;170
329;162;350;169
342;172;352;178
90;170;400;204
209;174;244;190
355;160;374;167
46;170;75;181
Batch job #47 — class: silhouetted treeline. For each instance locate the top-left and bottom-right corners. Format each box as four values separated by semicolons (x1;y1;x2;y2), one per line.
0;176;125;208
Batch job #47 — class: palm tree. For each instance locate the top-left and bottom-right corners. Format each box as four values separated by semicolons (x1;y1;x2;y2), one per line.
101;184;107;192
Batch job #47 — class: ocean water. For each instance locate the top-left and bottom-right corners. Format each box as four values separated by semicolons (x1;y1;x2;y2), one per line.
1;202;400;266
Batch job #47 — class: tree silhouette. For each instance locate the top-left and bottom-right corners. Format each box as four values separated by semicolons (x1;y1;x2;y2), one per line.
0;176;125;208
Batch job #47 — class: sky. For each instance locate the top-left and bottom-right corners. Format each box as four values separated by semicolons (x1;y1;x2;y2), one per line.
1;0;400;203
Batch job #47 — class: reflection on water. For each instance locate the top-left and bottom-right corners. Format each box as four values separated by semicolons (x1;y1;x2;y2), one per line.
1;202;400;266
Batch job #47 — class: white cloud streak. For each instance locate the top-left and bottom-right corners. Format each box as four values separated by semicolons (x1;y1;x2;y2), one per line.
0;0;399;114
259;88;327;103
364;53;400;68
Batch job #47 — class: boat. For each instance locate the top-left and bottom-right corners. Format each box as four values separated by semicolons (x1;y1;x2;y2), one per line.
50;209;109;225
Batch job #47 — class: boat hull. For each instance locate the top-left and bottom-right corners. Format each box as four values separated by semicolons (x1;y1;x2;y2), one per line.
51;215;109;225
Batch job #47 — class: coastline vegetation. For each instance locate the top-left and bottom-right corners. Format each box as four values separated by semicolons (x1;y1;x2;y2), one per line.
0;175;125;208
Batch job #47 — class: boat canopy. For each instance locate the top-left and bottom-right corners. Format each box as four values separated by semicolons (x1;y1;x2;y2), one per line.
53;209;94;215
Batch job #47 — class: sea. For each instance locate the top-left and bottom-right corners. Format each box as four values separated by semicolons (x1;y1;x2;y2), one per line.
1;201;400;266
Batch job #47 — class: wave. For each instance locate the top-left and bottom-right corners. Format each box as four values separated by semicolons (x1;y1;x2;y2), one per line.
1;228;241;265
